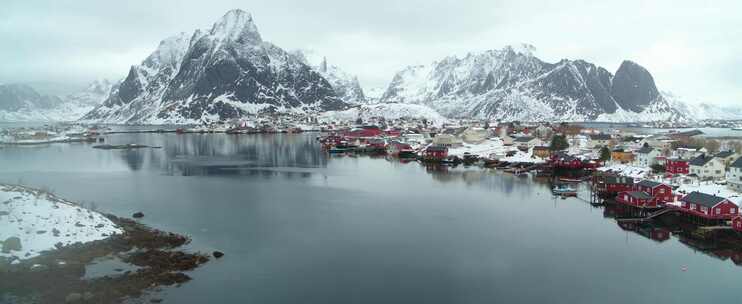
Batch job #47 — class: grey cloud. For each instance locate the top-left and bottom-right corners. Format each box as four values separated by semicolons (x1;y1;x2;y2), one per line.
0;0;739;104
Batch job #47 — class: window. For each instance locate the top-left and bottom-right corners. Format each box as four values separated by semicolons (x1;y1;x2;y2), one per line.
732;208;738;214
690;203;696;209
659;189;665;194
716;208;720;215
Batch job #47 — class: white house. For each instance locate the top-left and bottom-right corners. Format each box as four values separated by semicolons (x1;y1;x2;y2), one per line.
432;133;462;147
635;145;662;167
461;127;488;144
727;157;742;191
715;150;739;168
513;136;541;150
689;154;726;180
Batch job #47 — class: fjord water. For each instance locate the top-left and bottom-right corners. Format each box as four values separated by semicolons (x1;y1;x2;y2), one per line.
2;133;741;303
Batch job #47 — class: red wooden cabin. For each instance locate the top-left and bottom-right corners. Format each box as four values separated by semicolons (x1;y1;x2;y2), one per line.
617;191;658;208
600;176;634;195
633;180;673;203
549;152;584;169
678;192;739;220
666;158;689;175
424;146;448;161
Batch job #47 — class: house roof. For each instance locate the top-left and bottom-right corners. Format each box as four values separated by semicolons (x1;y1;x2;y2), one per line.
681;191;730;208
637;180;663;188
637;146;654;154
514;136;536;143
715;150;735;158
669;129;704;138
590;134;612;141
689;154;714;166
426;145;448;152
605;176;633;185
731;157;742;169
627;191;654;200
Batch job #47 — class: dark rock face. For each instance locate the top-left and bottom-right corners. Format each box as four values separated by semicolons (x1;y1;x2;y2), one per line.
83;10;347;124
611;60;660;112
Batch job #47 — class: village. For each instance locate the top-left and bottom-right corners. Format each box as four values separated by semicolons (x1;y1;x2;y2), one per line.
311;116;742;248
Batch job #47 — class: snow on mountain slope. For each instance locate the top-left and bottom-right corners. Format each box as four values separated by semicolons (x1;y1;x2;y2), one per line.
293;49;365;104
380;44;688;122
82;10;347;125
320;103;447;125
0;80;111;122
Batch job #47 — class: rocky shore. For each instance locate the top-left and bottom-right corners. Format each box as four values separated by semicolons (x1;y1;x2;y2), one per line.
0;185;211;303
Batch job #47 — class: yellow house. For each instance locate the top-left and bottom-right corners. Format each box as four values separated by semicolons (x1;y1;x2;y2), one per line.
611;149;634;164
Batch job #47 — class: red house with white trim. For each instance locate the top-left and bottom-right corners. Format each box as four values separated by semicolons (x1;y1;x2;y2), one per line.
633;180;673;203
678;191;739;220
599;176;634;195
617;191;658;208
424;146;448;161
666;158;689;175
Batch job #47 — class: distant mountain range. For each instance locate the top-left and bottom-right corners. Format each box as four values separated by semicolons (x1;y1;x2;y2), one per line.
379;44;702;122
0;80;112;122
2;10;740;124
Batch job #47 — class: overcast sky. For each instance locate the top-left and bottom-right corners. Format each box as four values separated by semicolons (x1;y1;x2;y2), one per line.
1;0;740;104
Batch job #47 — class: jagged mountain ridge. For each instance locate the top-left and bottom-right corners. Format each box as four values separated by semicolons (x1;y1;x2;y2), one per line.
293;50;366;104
82;9;348;124
380;45;687;122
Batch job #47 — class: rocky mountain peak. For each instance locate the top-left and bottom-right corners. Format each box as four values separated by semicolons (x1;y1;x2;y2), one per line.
611;60;660;112
209;9;261;44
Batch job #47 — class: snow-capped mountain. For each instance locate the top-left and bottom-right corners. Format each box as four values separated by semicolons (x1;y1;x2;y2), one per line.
0;80;111;122
293;50;366;104
380;44;689;122
82;9;347;124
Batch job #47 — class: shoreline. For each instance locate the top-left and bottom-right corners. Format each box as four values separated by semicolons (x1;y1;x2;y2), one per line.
0;185;211;304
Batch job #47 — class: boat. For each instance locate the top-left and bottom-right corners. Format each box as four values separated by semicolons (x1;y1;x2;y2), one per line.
552;184;577;197
733;127;742;131
514;169;528;177
328;142;358;154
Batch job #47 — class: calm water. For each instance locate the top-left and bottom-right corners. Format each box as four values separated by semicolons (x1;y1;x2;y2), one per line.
2;133;742;303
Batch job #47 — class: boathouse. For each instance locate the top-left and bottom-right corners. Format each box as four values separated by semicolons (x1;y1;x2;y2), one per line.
424;146;448;161
617;191;658;208
634;180;673;203
678;191;739;221
602;176;634;194
550;152;583;169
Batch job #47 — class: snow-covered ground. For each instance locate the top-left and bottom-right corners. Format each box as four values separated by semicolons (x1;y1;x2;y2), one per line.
674;182;742;206
597;164;651;179
500;149;547;164
447;139;505;158
0;184;122;263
